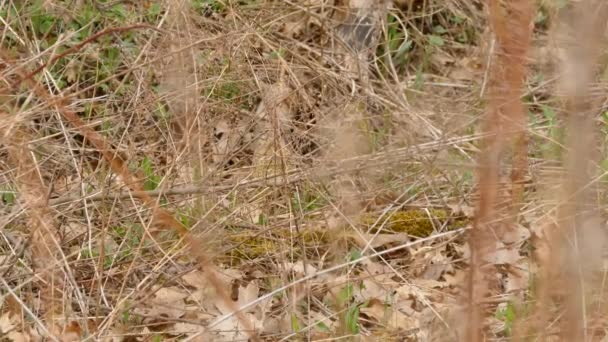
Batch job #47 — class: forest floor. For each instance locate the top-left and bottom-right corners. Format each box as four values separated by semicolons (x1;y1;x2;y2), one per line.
1;1;605;341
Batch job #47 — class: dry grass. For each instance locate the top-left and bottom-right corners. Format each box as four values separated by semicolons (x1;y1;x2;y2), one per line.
2;0;608;341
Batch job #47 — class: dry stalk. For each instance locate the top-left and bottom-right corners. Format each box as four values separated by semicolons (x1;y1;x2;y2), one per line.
465;1;534;341
160;0;201;153
488;0;535;215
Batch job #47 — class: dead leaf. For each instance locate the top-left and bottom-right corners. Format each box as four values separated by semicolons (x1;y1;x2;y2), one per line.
239;282;259;306
61;321;81;341
484;240;521;265
388;309;419;331
6;331;31;342
362;260;391;275
448;203;475;218
262;314;292;335
449;66;475;81
0;312;15;333
281;17;308;38
443;270;466;288
213;313;263;342
173;322;202;335
364;299;421;332
411;278;448;290
0;313;32;342
284;261;317;277
500;224;530;244
359;233;408;248
360;298;389;322
448;57;482;81
410;245;452;280
357;278;391;301
503;258;530;296
182;270;235;314
134;286;189;319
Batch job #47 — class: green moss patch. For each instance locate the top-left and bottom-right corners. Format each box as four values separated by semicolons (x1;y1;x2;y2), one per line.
219;209;469;264
361;209;468;238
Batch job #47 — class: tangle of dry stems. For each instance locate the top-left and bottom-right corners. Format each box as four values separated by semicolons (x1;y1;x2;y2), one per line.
1;25;260;341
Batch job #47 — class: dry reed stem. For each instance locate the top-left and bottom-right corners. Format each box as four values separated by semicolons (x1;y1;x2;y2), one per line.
1;27;260;340
161;0;201;153
0;121;64;338
465;1;534;341
489;0;535;216
534;2;608;340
